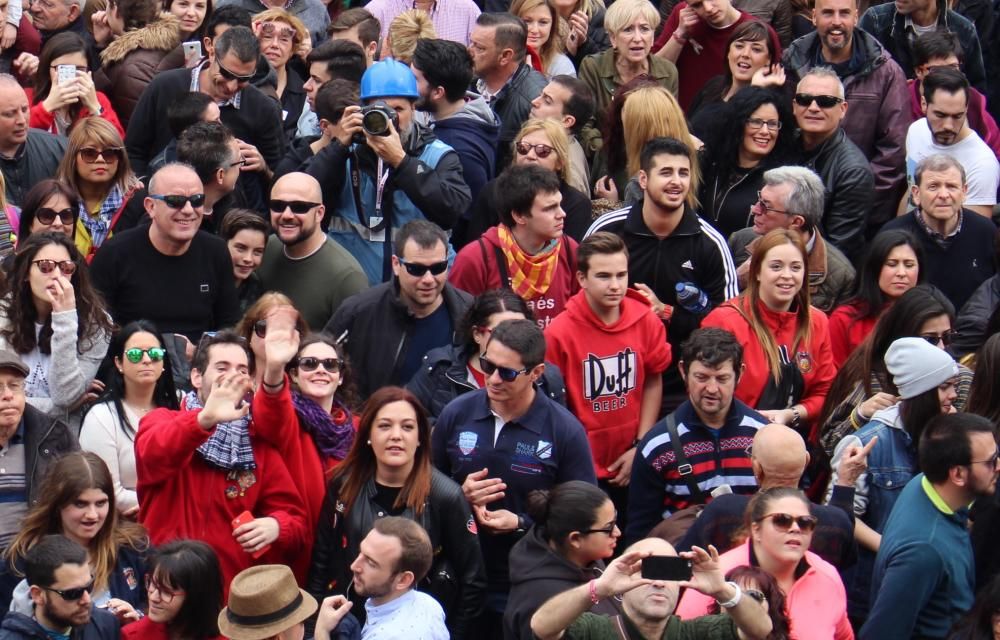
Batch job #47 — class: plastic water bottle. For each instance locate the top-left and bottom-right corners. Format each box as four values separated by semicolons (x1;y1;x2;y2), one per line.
675;282;710;314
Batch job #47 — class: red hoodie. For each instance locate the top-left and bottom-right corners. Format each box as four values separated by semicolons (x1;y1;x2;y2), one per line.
449;225;579;329
702;297;835;426
828;301;879;366
545;289;672;478
135;404;308;593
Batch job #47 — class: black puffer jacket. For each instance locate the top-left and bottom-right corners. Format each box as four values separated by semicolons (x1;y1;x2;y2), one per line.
307;469;487;640
406;343;568;421
502;525;621;640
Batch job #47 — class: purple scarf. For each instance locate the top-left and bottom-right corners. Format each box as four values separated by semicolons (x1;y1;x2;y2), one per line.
291;391;355;462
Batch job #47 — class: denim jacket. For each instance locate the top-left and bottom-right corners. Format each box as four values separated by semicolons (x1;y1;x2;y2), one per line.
858;0;986;92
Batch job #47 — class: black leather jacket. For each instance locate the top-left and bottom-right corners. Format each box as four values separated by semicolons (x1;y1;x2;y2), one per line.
307;468;486;639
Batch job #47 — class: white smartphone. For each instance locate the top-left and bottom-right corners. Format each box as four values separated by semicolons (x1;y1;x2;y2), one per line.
56;64;76;85
182;41;203;68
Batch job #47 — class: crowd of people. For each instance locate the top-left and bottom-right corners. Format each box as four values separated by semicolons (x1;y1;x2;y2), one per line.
0;0;997;636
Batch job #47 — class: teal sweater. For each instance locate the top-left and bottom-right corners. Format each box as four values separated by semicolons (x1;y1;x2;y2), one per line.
861;474;975;639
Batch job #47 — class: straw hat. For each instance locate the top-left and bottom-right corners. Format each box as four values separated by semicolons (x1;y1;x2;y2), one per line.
218;565;318;640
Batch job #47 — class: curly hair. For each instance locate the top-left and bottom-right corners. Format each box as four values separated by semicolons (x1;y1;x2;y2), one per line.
703;86;793;179
1;233;113;356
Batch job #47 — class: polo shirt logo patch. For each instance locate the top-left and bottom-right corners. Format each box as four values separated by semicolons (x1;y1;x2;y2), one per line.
458;431;478;455
536;440;553;459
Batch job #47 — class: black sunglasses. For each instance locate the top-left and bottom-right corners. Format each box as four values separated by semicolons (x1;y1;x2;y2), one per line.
757;512;818;533
515;141;554;158
32;259;77;276
216;57;254;83
125;347;166;363
399;259;448;277
920;331;957;348
78;147;123;163
253;319;267;339
269;199;320;214
793;93;844;109
479;355;528;382
43;580;95;601
35;207;74;226
295;356;341;373
744;589;767;603
149;193;206;209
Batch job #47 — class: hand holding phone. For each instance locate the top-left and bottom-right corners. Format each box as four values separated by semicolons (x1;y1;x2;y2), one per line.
182;41;203;68
641;555;692;581
57;64;76;86
232;510;273;559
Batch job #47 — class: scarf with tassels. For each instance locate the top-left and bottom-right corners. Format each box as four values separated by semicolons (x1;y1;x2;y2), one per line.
291;391;355;462
497;224;562;299
184;391;256;471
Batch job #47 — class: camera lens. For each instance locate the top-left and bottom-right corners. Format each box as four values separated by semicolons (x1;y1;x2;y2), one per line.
362;110;389;136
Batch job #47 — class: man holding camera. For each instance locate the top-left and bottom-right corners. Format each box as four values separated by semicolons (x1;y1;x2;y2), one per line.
304;58;471;285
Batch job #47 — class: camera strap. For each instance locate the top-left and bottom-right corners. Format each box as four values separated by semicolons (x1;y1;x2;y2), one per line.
349;151;390;236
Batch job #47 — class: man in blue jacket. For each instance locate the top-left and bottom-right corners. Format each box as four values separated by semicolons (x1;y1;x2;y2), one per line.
862;413;999;640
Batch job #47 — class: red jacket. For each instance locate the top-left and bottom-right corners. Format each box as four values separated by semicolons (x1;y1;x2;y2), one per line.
251;377;354;582
828;301;879;367
702;297;835;424
135;404;308;592
24;87;125;138
122;617;225;640
545;289;672;478
449;225;580;328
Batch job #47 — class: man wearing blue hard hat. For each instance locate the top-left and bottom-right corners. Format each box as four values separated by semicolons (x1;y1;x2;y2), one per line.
305;57;471;285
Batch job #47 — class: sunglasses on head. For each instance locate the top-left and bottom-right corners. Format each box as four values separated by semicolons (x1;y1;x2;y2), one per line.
269;199;320;214
920;331;957;347
149;193;206;209
295;356;341;373
35;207;74;226
32;259;76;276
793;93;844;109
757;512;818;533
78;147;123;163
515;142;555;158
479;355;528;382
216;58;254;83
124;347;166;363
42;580;95;601
399;259;448;277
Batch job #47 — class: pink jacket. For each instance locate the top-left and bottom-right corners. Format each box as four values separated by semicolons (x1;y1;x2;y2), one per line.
676;540;853;640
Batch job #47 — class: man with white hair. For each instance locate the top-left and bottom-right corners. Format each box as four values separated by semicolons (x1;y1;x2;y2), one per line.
792;67;874;262
728;166;855;312
530;538;773;640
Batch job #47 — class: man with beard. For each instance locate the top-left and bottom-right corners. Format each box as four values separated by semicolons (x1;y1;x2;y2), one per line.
304;57;470;285
863;413;1000;640
0;535;118;639
904;67;998;217
257;172;367;330
625;328;766;544
782;0;909;233
325;220;471;398
310;518;449;639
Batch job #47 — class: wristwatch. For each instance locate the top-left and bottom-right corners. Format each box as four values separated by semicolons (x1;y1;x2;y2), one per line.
716;581;743;609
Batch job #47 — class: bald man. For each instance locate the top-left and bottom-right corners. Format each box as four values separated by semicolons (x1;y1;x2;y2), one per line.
91;162;240;341
677;424;860;570
531;537;773;640
0;74;66;209
257;172;368;329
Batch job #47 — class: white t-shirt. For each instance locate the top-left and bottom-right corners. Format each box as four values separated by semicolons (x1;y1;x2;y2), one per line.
905;118;1000;205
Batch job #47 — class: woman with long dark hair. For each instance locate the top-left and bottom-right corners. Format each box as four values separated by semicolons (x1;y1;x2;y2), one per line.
122;540;225;640
702;229;835;435
828;230;924;365
163;0;212;40
698;87;794;238
307;386;486;639
819;285;973;458
827;336;958;623
13;180;80;246
0;233;112;420
407;289;565;420
504;481;621;640
27;32;124;137
79;320;179;516
0;452;149;620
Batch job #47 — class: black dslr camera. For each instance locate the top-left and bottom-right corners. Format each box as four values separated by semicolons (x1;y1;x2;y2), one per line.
353;101;399;144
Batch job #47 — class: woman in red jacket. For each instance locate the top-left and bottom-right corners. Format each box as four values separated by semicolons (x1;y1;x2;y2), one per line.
27;33;124;137
703;229;835;438
827;230;924;366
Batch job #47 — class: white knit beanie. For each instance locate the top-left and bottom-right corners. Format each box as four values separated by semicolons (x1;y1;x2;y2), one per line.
885;337;960;400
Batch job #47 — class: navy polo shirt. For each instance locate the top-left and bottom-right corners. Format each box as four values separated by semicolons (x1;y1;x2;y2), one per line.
432;388;597;595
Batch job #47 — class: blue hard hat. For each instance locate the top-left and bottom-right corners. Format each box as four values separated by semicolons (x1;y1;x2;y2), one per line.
360;58;419;100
